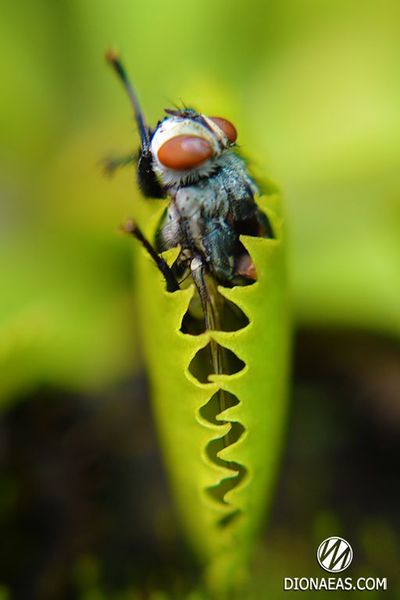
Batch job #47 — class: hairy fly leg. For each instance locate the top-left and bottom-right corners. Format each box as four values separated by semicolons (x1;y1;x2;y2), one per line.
102;153;135;176
106;50;165;199
121;220;179;292
190;257;220;335
189;256;235;452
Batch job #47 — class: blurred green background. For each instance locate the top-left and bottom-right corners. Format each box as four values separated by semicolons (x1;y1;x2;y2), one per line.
0;1;399;598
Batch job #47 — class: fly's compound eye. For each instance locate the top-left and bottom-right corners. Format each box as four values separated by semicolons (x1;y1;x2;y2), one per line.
209;117;237;143
157;135;213;170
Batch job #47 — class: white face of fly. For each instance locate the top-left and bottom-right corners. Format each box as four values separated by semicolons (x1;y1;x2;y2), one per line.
150;114;232;187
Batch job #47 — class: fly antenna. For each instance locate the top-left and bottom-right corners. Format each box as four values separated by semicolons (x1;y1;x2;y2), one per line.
106;49;150;148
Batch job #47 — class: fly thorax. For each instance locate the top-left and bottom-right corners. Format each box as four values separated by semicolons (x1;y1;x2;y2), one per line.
174;188;203;219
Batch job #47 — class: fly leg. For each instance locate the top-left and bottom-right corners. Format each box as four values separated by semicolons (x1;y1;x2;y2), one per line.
190;256;232;449
121;219;179;292
190;256;219;332
106;51;166;199
102;153;135;176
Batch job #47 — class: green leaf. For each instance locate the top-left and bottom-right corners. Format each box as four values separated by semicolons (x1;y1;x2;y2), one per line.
134;192;290;594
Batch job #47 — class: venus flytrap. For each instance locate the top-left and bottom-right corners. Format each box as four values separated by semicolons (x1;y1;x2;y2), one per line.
106;52;290;594
135;193;289;594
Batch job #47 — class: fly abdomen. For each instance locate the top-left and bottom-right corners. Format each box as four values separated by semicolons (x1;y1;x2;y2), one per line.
200;219;237;283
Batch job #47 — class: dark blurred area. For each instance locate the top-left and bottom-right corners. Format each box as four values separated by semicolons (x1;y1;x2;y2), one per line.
1;0;399;598
1;330;399;598
0;376;196;598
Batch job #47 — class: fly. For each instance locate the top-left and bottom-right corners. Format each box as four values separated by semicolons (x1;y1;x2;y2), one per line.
106;51;272;430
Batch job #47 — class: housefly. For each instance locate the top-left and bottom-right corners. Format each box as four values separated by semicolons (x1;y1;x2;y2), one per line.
106;52;276;497
105;50;272;338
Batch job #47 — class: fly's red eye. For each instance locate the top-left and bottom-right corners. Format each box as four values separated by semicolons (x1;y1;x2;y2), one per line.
209;117;237;143
157;135;213;170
